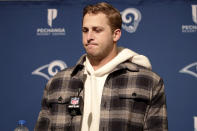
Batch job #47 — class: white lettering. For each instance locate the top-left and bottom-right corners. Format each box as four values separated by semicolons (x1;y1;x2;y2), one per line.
36;28;66;36
37;28;65;33
182;25;197;33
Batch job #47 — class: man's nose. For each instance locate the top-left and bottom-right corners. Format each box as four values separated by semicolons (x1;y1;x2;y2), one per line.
87;31;94;43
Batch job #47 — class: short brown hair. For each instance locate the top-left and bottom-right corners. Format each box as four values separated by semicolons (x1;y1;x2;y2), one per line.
83;2;122;32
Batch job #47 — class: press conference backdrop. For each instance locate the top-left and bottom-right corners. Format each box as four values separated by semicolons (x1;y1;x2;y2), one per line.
0;0;197;130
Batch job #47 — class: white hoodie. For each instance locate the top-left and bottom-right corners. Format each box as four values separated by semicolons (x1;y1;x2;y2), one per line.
81;47;152;131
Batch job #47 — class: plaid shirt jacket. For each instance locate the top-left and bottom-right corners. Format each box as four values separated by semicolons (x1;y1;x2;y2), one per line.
35;55;168;131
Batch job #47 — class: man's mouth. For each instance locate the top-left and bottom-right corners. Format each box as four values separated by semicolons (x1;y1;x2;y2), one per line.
85;43;97;46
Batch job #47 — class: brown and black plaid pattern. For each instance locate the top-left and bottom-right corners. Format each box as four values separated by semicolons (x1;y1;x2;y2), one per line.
35;55;168;131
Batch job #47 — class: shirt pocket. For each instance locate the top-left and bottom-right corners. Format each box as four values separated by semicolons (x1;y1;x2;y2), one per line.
118;88;150;120
48;92;71;115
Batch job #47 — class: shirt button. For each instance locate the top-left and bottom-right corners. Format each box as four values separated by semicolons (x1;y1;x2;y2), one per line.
58;96;63;102
132;93;137;97
104;102;107;108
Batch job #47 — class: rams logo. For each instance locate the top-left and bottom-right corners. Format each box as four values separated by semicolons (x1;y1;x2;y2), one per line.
179;62;197;78
32;60;67;80
121;8;142;33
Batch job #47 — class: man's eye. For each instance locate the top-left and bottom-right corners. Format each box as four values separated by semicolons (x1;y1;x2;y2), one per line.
95;29;102;33
82;28;88;33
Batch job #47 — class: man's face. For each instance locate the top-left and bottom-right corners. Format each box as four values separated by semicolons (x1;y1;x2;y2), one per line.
82;13;116;61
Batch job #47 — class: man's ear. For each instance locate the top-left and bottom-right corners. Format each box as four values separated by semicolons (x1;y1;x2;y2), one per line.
113;29;121;42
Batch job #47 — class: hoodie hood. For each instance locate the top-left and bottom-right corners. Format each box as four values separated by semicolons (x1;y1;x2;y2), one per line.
84;47;152;77
118;47;152;70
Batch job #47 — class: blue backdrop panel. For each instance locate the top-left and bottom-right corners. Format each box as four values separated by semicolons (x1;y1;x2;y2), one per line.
0;1;197;131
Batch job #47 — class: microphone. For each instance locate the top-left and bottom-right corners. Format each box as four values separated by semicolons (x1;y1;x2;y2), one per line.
67;79;84;116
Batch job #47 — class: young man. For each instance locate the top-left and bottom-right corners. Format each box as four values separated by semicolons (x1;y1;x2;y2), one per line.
35;2;168;131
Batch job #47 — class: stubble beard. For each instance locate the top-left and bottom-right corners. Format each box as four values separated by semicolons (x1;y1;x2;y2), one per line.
86;51;104;63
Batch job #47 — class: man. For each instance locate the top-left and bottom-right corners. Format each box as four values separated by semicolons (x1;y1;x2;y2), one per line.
35;2;168;131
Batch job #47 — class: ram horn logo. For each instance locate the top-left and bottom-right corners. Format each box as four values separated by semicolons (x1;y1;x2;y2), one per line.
48;9;58;27
192;5;197;24
121;8;142;33
179;62;197;78
32;60;67;80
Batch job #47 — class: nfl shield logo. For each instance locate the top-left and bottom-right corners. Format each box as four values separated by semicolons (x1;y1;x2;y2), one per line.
71;97;79;105
192;5;197;24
